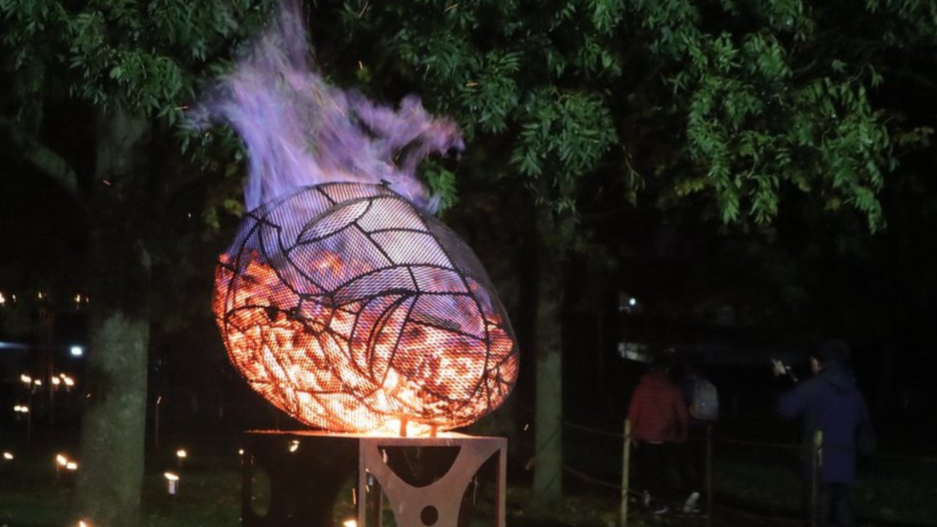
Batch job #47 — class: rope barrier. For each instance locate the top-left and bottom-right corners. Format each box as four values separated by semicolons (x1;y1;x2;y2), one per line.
563;463;623;490
563;420;628;438
524;412;937;462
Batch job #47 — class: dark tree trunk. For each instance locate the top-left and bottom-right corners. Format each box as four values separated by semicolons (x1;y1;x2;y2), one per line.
532;207;572;507
69;109;151;527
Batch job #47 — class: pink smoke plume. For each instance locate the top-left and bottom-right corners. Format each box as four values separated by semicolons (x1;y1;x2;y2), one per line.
193;0;463;212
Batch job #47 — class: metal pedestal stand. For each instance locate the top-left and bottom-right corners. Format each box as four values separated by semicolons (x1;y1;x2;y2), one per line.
241;431;506;527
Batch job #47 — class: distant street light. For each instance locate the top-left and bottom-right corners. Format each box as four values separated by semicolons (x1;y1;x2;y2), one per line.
70;346;84;357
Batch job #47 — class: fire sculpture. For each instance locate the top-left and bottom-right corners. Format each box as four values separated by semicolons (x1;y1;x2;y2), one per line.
213;182;518;433
200;0;519;434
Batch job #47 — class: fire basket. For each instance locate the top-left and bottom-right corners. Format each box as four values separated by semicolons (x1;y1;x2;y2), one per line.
213;182;519;433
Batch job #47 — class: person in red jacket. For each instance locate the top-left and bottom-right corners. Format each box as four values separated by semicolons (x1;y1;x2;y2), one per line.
628;353;689;514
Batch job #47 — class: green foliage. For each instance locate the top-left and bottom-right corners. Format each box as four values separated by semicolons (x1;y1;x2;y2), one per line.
421;160;459;212
342;0;937;233
630;0;919;231
0;0;272;123
343;0;623;217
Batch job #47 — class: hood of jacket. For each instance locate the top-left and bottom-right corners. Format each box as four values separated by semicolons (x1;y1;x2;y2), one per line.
818;363;857;394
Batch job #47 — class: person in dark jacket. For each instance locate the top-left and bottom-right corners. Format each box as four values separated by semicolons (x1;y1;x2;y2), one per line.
773;340;873;527
675;354;714;513
629;354;689;514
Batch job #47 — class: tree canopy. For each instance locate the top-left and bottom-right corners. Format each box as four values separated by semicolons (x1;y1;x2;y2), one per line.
337;0;935;230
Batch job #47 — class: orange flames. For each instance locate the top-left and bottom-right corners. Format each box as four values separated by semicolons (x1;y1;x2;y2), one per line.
213;184;518;434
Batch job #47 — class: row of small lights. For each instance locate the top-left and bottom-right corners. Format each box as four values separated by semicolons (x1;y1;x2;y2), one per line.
56;453;79;473
2;448;188;494
0;450;199;527
12;374;77;414
0;291;90;306
20;373;77;388
1;455;91;527
0;451;79;471
4;447;361;527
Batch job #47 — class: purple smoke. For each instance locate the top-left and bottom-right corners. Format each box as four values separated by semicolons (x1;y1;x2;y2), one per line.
194;0;463;212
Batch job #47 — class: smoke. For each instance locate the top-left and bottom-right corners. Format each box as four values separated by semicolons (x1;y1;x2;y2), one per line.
192;0;463;212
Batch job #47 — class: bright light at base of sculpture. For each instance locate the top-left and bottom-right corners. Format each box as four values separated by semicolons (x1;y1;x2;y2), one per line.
213;183;519;433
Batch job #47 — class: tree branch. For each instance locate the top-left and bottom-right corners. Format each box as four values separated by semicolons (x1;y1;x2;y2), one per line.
0;116;81;201
880;64;937;91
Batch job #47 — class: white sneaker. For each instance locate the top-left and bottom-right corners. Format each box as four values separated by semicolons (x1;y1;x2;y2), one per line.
683;491;700;513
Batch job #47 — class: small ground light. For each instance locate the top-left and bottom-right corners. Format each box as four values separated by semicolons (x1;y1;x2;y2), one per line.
288;440;300;452
164;472;179;495
63;376;75;387
20;374;31;384
78;520;91;527
343;520;357;527
56;454;69;477
70;346;84;357
34;379;42;386
52;377;61;386
176;449;187;459
2;452;13;460
66;461;78;471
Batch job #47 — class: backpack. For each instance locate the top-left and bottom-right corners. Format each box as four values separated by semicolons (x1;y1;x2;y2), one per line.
689;378;719;420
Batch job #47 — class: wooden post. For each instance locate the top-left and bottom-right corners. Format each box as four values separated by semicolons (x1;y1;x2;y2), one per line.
706;423;714;527
25;394;32;445
811;430;823;527
620;419;631;527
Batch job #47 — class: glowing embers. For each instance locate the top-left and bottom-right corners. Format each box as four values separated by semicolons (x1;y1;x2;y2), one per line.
214;183;518;433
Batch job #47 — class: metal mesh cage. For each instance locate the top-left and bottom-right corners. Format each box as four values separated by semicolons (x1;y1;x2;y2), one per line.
213;183;519;432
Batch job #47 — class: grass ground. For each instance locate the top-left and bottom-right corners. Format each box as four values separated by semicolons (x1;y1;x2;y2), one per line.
2;435;936;527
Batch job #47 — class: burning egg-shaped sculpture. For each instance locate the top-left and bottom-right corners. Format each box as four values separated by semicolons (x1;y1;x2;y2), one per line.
213;182;518;433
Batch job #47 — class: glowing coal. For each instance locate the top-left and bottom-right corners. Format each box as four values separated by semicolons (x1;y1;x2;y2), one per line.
199;1;517;433
213;183;518;432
